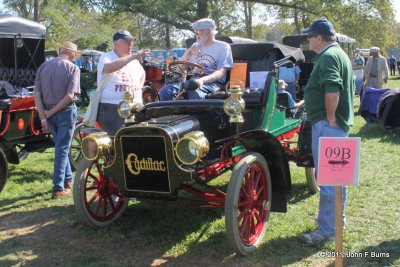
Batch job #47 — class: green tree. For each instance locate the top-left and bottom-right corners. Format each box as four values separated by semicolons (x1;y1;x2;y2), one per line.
4;0;398;52
3;0;34;19
270;0;396;50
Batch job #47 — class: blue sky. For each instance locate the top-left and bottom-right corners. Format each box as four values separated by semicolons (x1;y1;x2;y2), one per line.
1;0;399;22
392;0;400;22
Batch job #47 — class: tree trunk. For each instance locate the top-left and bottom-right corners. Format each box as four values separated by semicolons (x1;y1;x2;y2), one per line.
196;0;208;19
165;24;171;49
294;8;300;34
244;1;253;39
34;0;39;21
137;16;142;49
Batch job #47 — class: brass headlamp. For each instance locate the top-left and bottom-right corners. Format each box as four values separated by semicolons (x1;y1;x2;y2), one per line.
81;132;112;161
117;90;140;121
175;131;209;165
223;84;246;123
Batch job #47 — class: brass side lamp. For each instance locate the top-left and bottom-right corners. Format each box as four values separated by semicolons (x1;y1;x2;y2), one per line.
117;90;140;122
223;81;245;123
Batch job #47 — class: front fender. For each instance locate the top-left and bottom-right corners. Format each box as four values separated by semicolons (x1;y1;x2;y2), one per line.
235;129;291;212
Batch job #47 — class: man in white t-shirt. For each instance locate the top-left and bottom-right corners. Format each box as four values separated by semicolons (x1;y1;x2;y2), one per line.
97;30;148;135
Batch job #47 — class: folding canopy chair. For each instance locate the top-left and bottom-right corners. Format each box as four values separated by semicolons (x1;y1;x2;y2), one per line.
358;87;391;124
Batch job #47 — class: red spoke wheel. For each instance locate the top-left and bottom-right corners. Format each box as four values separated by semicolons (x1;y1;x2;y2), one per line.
225;152;271;255
73;159;128;228
305;167;319;193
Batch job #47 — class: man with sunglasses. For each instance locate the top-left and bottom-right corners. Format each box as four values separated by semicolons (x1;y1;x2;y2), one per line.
302;19;354;243
96;30;149;135
159;18;233;100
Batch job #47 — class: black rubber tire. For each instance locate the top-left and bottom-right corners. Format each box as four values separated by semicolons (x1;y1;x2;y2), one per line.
0;149;9;194
69;123;84;171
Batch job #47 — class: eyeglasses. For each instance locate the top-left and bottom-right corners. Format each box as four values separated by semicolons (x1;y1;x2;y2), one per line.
121;39;134;46
307;33;318;39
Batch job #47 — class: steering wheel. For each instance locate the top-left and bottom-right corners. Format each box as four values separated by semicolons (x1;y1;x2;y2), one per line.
167;61;205;78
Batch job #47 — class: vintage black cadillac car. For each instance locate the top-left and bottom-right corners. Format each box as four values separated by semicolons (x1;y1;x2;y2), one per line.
73;42;316;255
0;15;53;193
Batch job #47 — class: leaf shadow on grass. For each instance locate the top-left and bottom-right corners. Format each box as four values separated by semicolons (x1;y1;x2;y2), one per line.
162;230;331;267
354;239;400;266
350;124;400;144
0;205;166;267
115;200;225;246
3;195;396;267
0;191;49;213
323;239;400;267
286;183;315;205
8;165;52;184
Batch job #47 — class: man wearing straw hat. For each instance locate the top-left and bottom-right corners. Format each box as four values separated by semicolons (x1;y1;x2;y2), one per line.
34;41;81;199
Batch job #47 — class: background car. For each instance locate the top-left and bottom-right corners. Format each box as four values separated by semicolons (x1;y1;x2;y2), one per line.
282;33;356;99
0;15;54;193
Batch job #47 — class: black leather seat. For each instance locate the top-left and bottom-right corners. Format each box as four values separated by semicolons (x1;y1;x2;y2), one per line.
206;88;264;108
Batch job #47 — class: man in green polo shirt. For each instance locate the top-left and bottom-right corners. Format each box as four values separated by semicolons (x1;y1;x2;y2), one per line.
303;18;354;243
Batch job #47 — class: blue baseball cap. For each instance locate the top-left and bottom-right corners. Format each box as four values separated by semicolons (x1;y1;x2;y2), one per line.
303;19;335;36
113;30;135;42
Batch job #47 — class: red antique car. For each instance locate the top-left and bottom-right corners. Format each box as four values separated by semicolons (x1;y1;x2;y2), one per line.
0;15;54;193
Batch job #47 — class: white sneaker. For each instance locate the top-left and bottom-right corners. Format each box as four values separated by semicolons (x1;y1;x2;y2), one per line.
303;229;333;243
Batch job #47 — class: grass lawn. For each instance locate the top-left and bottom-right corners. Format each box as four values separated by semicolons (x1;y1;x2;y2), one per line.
0;76;399;266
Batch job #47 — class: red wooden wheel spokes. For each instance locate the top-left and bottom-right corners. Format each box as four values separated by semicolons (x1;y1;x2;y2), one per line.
84;162;126;221
237;163;269;246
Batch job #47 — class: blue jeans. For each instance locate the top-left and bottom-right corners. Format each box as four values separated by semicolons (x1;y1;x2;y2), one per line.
312;119;348;237
48;105;77;192
159;81;222;100
285;83;297;101
355;77;363;95
97;103;124;136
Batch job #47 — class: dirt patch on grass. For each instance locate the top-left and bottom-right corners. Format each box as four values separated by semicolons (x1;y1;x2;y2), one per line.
0;202;247;267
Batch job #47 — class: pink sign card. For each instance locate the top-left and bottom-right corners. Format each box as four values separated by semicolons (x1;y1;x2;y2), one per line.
317;137;360;186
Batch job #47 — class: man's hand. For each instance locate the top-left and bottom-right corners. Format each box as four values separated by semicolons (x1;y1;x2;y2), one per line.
327;117;338;127
196;78;204;88
384;77;388;83
136;49;151;60
188;44;201;57
41;119;50;133
44;110;51;119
